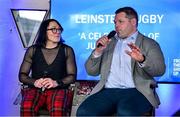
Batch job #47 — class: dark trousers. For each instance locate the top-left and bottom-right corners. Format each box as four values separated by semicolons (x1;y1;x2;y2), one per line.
77;88;152;116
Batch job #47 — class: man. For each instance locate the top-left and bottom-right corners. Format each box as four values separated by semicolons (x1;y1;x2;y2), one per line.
77;7;166;116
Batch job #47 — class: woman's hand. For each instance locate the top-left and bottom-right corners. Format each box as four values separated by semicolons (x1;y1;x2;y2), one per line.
41;78;58;89
34;78;44;88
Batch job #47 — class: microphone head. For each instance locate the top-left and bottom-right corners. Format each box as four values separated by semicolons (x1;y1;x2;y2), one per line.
107;30;116;39
97;30;116;48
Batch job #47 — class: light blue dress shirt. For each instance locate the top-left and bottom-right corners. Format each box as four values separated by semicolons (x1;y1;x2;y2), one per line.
105;32;138;88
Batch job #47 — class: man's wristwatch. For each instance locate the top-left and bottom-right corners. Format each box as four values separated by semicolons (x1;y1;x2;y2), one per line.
139;55;146;63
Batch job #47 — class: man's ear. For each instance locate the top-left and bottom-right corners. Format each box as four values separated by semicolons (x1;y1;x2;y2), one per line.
131;18;137;26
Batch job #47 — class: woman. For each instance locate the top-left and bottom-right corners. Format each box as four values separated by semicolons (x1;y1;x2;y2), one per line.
19;19;77;116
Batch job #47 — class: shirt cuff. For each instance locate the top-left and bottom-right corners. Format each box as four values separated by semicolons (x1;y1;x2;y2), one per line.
92;51;102;58
138;62;145;67
138;54;146;67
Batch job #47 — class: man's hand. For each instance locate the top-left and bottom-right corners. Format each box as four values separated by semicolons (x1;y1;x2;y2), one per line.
95;35;111;55
125;43;145;63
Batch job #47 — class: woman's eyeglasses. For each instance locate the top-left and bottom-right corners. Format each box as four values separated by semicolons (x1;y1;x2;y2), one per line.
47;28;61;34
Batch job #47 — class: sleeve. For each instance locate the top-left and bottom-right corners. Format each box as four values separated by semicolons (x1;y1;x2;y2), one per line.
85;50;102;76
57;46;77;87
140;39;166;77
18;46;36;86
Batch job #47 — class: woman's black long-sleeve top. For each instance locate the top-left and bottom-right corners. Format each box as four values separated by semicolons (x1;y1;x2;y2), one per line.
19;44;77;89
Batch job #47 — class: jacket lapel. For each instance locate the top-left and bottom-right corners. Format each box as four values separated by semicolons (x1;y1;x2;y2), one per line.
131;32;144;74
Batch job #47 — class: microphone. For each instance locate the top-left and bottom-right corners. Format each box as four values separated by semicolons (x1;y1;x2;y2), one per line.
97;30;116;48
42;71;48;92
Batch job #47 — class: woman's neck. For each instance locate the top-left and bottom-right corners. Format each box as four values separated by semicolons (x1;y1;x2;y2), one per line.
45;42;58;49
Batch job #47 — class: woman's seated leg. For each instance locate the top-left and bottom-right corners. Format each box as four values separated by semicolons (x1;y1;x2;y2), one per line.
21;88;45;116
46;89;71;116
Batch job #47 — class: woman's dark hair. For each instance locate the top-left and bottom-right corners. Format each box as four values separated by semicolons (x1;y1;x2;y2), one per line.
35;19;64;46
115;7;138;27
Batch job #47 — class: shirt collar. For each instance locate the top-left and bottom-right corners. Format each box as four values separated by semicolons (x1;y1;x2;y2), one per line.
115;31;138;42
129;31;138;41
